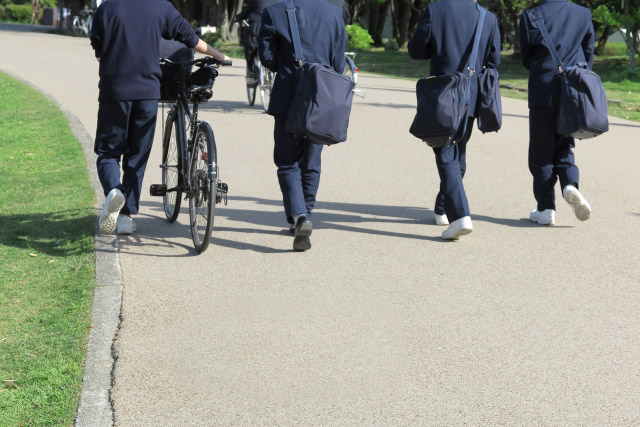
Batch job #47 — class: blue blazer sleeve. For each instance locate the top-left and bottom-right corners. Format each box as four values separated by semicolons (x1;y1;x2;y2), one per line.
90;7;104;58
331;25;347;74
258;6;278;72
583;13;595;69
486;18;501;69
162;3;199;48
407;5;432;60
519;13;532;70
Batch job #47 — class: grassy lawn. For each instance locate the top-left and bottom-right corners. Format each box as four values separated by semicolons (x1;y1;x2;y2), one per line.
0;73;95;426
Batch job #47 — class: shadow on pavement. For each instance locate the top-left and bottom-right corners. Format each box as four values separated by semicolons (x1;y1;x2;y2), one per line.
125;196;576;253
199;100;265;114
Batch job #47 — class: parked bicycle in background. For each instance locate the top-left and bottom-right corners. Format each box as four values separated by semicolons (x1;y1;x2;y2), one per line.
344;51;365;98
72;8;95;37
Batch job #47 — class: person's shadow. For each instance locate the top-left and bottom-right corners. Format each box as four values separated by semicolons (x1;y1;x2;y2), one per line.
130;195;550;255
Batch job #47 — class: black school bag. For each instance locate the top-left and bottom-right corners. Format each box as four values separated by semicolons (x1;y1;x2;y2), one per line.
283;0;353;145
409;5;486;147
476;67;502;133
527;8;609;139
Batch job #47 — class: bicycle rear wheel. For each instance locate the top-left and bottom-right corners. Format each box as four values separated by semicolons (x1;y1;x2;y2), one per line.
162;111;182;223
259;64;272;113
189;122;217;253
246;59;257;105
72;17;84;37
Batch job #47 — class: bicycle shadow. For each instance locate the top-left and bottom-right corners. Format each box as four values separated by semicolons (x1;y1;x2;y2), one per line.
199;100;267;114
0;209;95;257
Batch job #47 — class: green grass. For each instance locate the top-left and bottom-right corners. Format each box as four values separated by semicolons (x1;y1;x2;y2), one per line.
348;47;640;122
0;73;95;427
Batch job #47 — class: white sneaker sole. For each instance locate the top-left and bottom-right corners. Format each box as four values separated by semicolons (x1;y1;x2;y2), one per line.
442;227;472;240
99;192;125;234
564;188;591;221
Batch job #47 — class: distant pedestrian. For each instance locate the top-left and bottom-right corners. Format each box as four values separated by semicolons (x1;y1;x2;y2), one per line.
408;0;500;240
519;0;594;226
90;0;228;235
258;0;347;251
235;0;280;79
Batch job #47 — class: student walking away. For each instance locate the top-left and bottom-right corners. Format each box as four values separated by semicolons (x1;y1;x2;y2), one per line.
236;0;280;80
258;0;347;251
519;0;594;226
90;0;229;235
408;0;500;240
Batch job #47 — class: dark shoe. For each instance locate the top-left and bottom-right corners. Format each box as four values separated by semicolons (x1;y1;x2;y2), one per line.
288;223;295;234
293;216;312;251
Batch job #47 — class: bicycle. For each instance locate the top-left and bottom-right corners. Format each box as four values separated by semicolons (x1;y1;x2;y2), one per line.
72;9;94;37
246;56;274;113
344;51;366;98
150;56;232;253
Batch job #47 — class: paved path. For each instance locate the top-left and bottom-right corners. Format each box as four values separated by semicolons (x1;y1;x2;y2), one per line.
2;27;640;426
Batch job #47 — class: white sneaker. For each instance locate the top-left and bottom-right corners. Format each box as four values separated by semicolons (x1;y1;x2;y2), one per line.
99;189;125;234
434;212;449;226
563;185;591;221
441;216;473;240
116;215;137;235
529;209;555;225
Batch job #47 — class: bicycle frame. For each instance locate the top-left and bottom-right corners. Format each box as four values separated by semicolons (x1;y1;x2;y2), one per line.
166;93;216;197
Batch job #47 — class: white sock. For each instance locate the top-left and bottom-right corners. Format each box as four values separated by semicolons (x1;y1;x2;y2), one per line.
292;214;305;224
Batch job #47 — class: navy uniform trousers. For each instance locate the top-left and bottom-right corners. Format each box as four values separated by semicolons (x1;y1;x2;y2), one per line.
529;104;580;211
273;115;323;224
94;99;158;215
433;117;474;222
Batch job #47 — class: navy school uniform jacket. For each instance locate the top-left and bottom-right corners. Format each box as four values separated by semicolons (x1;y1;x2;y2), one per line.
237;0;281;23
519;0;594;108
407;0;501;117
258;0;347;116
90;0;199;102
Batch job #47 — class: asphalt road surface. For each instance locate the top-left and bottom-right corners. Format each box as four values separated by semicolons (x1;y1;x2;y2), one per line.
2;26;639;426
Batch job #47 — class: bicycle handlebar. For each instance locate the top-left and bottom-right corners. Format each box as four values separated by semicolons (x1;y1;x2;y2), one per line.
160;56;232;68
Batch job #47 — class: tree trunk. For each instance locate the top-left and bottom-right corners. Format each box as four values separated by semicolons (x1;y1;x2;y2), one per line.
391;0;412;48
627;28;637;76
31;0;40;25
594;25;612;56
368;0;389;46
510;11;520;60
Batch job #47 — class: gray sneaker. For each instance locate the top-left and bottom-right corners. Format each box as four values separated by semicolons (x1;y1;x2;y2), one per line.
563;185;591;221
116;215;137;235
99;189;125;234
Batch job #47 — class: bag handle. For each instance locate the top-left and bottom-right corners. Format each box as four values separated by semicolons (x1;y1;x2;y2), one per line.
285;0;305;66
467;5;486;78
527;8;565;73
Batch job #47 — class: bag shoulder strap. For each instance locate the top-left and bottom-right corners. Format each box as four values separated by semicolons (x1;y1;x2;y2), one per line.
467;5;486;77
527;8;564;72
285;0;304;66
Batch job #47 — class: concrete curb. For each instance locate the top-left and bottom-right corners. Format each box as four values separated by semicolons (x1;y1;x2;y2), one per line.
1;71;120;427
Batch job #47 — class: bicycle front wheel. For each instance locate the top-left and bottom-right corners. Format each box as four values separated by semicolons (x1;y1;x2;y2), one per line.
344;56;357;89
162;111;182;223
259;65;272;113
188;123;217;253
